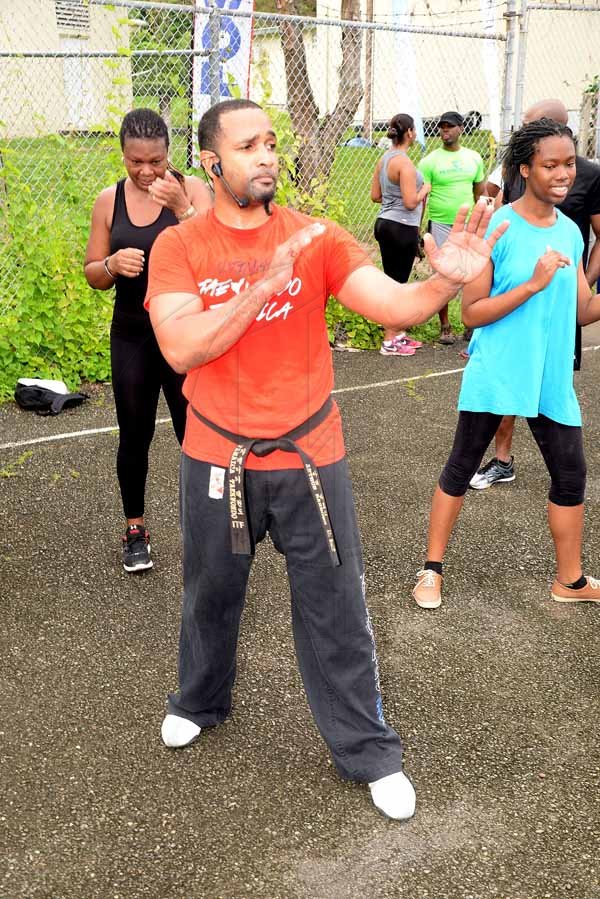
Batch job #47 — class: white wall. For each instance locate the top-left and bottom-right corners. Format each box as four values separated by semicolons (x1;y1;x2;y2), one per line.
0;0;132;138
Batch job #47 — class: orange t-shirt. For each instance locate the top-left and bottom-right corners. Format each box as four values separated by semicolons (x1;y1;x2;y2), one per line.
145;205;373;470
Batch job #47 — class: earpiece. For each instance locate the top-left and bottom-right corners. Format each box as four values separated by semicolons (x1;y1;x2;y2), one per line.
209;158;250;208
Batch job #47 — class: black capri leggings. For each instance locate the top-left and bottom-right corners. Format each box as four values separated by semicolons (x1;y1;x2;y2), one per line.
374;219;419;284
111;321;188;519
439;412;586;507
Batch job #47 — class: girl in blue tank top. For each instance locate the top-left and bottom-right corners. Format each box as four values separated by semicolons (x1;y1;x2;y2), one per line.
412;119;600;609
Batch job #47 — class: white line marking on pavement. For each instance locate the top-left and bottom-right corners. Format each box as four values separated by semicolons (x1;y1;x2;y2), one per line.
0;419;172;451
332;366;465;395
2;344;600;451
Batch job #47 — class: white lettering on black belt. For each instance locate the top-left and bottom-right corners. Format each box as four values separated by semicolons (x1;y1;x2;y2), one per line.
191;399;340;567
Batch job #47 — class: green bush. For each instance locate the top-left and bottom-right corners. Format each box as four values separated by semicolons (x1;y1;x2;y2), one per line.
0;137;120;400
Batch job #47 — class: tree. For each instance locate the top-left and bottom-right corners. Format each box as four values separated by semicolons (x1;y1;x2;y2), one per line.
129;5;194;130
257;0;316;12
276;0;364;190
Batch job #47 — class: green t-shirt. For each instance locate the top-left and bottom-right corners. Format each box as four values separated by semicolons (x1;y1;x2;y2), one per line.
418;146;485;223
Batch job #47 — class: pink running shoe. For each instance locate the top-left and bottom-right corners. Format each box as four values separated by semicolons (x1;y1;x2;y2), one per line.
395;335;423;350
380;339;416;356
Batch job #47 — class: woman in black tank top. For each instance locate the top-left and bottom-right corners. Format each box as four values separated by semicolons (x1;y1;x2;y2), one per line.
84;109;212;573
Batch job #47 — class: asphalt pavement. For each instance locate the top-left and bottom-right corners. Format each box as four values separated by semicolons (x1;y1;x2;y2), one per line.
1;336;599;899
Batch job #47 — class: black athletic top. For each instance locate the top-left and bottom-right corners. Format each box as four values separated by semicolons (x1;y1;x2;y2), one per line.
109;178;179;328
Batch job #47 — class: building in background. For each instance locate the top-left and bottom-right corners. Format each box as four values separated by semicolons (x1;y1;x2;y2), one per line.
0;0;132;138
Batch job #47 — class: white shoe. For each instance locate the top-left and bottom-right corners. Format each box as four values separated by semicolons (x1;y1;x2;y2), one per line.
161;714;201;748
369;771;416;820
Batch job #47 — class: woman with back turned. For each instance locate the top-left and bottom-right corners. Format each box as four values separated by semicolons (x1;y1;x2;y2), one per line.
371;113;430;355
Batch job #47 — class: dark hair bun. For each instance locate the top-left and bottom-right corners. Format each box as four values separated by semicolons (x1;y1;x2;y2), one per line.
387;127;398;139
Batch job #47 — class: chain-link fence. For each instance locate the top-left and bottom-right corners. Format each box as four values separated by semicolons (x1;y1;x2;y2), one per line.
0;1;507;243
513;1;600;153
0;0;598;392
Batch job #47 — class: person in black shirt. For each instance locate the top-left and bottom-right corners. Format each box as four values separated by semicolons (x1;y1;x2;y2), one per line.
470;98;600;490
84;109;213;571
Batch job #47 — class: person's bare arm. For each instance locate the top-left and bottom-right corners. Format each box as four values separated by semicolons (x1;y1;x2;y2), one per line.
473;180;487;202
185;175;214;216
585;213;600;287
462;248;571;329
486;182;501;199
370;160;383;203
337;200;508;331
576;259;600;324
84;188;144;289
149;223;326;373
397;159;430;210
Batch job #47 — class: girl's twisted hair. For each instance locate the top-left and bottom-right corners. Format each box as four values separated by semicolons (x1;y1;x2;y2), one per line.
501;117;573;186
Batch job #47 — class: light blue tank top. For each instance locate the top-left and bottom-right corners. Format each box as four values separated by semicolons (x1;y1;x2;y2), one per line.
459;205;584;426
378;149;423;228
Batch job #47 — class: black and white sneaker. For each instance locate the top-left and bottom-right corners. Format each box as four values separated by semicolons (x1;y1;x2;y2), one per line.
470;456;516;490
122;524;153;572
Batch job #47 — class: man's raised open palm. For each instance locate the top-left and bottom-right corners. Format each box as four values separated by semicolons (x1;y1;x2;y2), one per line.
424;200;510;284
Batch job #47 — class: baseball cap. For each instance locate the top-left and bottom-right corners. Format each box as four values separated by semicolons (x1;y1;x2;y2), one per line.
438;111;464;127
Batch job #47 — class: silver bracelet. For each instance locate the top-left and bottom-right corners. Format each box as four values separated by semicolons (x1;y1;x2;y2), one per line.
103;256;116;279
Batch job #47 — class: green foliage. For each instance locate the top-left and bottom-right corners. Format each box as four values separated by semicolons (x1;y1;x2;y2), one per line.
325;299;383;350
406;296;465;343
129;7;192;108
256;0;316;14
0;450;33;479
0;137;120;401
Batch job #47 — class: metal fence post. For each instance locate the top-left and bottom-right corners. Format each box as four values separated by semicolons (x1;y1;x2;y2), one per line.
500;0;518;143
208;1;221;108
513;0;529;129
187;4;197;169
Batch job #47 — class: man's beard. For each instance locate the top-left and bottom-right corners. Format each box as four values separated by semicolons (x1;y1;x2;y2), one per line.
248;178;277;206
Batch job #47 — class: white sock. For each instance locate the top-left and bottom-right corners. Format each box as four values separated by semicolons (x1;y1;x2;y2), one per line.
368;771;416;820
161;714;201;748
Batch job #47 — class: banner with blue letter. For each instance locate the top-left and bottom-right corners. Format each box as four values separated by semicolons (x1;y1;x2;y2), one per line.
192;0;255;162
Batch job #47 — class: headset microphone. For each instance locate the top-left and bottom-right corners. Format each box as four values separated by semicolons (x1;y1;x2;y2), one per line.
211;161;250;209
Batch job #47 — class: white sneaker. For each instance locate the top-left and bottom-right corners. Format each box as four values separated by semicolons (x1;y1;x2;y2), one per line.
161;714;201;748
369;771;416;820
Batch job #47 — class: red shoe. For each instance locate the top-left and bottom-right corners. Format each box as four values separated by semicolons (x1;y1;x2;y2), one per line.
380;339;415;356
396;335;423;349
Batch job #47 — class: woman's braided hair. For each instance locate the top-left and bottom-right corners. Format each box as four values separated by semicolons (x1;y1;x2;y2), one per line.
501;117;574;187
119;108;169;150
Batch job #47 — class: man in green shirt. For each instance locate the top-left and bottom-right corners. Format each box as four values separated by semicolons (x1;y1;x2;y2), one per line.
418;111;486;343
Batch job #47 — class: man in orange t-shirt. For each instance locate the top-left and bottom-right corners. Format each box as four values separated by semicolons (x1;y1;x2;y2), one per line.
145;99;507;821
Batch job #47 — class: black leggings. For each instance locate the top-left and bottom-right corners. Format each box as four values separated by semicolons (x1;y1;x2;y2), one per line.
374;219;419;284
439;412;586;506
111;322;187;519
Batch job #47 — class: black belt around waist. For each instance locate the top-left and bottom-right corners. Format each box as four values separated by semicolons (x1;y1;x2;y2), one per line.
191;397;340;567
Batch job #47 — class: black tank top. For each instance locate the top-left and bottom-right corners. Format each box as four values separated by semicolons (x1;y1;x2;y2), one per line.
109;178;179;327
